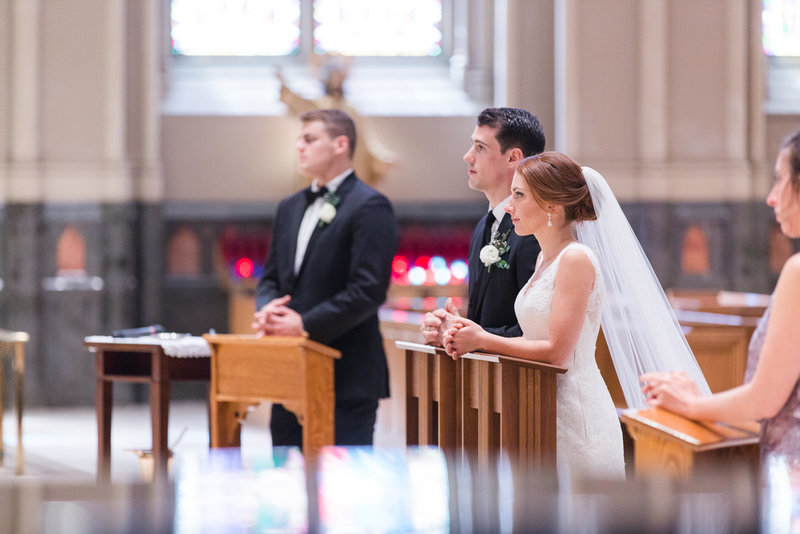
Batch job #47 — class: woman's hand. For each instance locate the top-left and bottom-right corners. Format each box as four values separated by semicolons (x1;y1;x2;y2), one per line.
442;318;484;359
640;371;703;417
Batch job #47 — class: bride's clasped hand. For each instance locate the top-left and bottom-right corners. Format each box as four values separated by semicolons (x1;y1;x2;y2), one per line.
442;318;483;358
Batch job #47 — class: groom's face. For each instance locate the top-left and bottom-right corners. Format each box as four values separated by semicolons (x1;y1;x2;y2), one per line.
464;125;508;194
296;120;341;179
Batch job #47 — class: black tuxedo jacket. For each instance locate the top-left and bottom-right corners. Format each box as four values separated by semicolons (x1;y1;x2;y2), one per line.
467;212;541;337
256;173;399;401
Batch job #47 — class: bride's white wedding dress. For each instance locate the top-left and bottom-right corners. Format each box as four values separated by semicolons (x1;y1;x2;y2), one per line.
515;242;625;480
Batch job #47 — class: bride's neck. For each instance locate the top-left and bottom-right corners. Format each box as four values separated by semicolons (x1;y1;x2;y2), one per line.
536;229;576;263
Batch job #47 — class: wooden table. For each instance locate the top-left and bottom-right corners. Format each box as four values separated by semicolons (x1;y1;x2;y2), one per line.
620;408;760;478
0;329;28;475
84;337;211;481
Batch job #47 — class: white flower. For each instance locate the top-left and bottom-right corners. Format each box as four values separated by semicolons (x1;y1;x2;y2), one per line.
480;244;500;267
318;202;337;225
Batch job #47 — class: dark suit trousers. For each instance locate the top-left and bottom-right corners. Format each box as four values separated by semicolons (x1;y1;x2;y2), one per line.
270;398;380;448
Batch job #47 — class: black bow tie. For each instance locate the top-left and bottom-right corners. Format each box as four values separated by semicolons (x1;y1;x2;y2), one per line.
304;186;329;204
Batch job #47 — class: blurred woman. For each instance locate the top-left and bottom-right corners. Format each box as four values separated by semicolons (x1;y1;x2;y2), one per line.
642;129;800;463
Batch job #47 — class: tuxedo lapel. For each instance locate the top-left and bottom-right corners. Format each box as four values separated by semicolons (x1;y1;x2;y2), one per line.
275;194;308;292
471;213;513;320
471;260;490;319
297;173;357;279
286;193;308;273
298;222;325;278
470;213;492;319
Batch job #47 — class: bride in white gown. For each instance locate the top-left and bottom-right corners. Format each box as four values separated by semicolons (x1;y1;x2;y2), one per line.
517;241;625;479
443;151;626;480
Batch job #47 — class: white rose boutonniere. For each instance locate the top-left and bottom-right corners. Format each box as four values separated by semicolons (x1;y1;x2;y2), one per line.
480;229;511;272
317;190;341;227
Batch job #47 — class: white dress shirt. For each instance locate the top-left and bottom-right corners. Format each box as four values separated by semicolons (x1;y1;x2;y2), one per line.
294;169;352;274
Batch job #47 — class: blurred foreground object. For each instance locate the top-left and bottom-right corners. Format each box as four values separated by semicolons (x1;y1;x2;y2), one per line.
278;54;395;186
0;329;28;475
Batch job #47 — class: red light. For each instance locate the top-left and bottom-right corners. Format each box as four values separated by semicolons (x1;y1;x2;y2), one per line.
392;255;409;275
414;255;431;269
236;258;254;278
391;310;409;322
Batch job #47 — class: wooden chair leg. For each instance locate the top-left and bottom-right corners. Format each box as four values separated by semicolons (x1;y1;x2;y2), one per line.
14;343;24;475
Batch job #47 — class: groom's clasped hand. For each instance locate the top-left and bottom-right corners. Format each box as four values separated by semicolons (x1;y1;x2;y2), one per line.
421;297;460;347
420;297;480;358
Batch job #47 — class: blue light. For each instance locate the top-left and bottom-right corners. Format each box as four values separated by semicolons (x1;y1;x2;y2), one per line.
450;260;468;281
434;268;452;285
408;266;427;286
429;256;447;271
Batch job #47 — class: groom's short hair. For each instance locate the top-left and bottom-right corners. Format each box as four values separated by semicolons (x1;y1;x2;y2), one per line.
300;109;357;159
477;107;545;158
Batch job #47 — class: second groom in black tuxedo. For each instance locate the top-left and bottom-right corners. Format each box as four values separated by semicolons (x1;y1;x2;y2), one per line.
422;107;544;345
254;109;398;447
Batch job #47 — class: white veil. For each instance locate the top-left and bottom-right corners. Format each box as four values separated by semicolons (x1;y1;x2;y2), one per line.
576;167;711;409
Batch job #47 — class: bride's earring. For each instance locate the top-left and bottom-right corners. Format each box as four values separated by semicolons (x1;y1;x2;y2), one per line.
547;212;552;227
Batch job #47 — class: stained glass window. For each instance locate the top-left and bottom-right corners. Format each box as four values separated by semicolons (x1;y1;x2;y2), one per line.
170;0;443;57
171;0;301;56
763;0;800;56
313;0;442;56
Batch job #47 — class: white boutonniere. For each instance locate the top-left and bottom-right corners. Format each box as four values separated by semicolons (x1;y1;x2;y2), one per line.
479;229;511;272
317;190;341;227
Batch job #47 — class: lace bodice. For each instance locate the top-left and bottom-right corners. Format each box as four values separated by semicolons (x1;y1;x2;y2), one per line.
514;242;625;480
515;242;603;364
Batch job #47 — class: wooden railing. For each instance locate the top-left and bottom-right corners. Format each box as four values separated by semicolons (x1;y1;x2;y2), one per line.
396;341;566;473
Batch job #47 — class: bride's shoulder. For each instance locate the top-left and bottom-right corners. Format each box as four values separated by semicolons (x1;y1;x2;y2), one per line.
557;245;597;278
561;242;597;265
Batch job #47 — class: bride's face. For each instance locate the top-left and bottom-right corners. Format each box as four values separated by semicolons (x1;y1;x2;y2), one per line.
506;172;549;235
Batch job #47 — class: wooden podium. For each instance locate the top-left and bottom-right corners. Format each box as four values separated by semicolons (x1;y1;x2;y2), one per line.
204;335;341;458
620;408;760;478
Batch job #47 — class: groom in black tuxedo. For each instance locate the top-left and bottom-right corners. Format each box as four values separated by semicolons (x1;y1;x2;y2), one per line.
254;109;398;447
422;108;544;345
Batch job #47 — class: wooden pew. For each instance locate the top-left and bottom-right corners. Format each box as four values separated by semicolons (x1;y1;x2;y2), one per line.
594;298;763;478
396;341;566;473
620;408;760;479
668;290;769;318
596;313;758;409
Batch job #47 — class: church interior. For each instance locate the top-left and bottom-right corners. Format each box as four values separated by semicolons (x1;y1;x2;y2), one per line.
1;0;800;532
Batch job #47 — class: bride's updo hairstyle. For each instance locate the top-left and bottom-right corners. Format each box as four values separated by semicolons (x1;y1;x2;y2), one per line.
516;151;597;222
